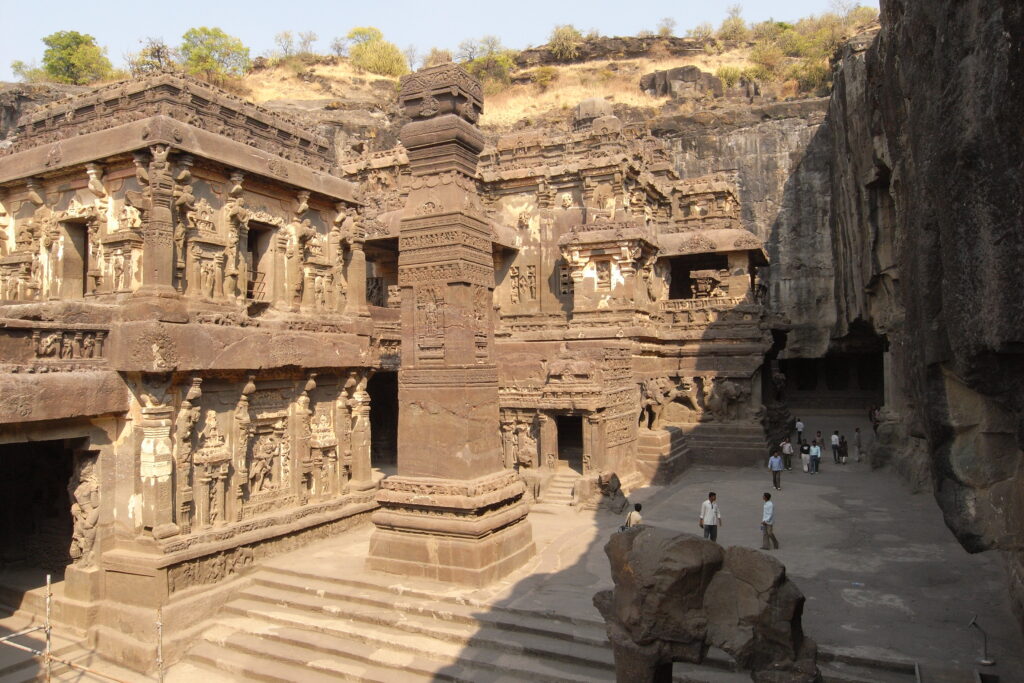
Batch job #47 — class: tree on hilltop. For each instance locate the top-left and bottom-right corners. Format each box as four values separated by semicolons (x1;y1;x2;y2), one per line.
180;27;250;84
13;30;116;84
346;27;408;77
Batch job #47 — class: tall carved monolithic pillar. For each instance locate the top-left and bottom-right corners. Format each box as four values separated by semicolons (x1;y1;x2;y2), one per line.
367;64;534;585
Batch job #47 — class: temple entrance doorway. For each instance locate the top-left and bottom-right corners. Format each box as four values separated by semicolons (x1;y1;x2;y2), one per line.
0;440;76;599
59;222;88;298
368;371;398;477
555;414;584;474
246;223;274;302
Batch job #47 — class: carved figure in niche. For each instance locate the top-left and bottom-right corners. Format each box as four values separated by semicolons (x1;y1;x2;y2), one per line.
68;454;99;566
174;399;201;464
704;378;745;422
60;334;74;359
640;377;683;430
173;183;195;263
39;333;60;357
277;420;291;487
515;422;537;468
595;260;612;290
112;249;126;290
771;370;786;402
249;434;277;494
0;201;10;256
560;193;574;210
80;334;96;358
525;265;537;300
509;267;521;304
200;261;215;298
199;410;225;448
117;204;142;231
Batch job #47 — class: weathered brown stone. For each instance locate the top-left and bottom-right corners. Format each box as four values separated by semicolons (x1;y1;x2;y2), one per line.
595;527;819;682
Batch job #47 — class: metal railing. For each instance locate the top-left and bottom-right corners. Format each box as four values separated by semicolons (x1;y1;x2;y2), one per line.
0;574;162;682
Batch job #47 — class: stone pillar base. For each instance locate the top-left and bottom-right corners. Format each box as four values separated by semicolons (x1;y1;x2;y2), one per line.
366;470;535;587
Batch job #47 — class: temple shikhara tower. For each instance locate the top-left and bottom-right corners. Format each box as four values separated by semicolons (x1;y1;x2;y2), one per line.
0;63;776;671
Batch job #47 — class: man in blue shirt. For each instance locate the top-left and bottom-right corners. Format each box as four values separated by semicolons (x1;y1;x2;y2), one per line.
809;440;822;474
768;450;784;490
761;492;779;550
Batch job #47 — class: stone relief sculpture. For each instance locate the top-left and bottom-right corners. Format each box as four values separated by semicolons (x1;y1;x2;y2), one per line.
68;454;99;567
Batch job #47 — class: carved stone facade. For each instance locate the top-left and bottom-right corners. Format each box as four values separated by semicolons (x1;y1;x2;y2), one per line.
0;67;773;672
0;72;376;673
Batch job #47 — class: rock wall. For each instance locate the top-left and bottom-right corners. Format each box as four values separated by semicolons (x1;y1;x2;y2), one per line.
0;83;86;141
827;0;1024;631
654;100;834;357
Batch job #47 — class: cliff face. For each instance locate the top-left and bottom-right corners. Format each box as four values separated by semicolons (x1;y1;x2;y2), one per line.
828;0;1024;630
654;100;834;357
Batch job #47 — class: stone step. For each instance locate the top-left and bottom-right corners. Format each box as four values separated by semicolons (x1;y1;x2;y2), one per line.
249;569;609;646
187;625;439;683
197;615;612;683
226;592;614;673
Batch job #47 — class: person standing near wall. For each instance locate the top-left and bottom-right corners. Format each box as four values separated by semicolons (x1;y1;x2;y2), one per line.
761;492;779;550
853;427;863;462
795;418;804;444
769;450;784;490
780;437;794;471
699;492;722;542
809;440;822;474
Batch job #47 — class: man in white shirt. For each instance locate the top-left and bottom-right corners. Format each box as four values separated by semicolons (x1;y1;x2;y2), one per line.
795;418;804;444
699;491;721;542
761;492;779;550
831;430;841;464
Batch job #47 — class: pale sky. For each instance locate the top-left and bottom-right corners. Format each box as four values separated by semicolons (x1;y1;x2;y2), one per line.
0;0;878;81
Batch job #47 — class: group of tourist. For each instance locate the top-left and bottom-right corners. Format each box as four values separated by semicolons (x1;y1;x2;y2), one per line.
774;418;864;480
624;417;872;555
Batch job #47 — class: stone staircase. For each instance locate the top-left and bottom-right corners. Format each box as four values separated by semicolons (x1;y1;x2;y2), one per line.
177;564;618;682
540;469;579;506
174;564;759;683
679;423;769;467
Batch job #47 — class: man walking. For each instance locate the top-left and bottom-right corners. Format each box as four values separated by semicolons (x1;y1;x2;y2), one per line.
699;491;721;542
831;430;841;464
853;427;863;462
809;439;822;474
795;418;804;444
761;492;779;550
780;437;794;470
800;439;811;473
768;450;784;490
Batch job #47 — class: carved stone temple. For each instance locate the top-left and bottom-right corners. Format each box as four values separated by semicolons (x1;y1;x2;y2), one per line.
0;65;774;671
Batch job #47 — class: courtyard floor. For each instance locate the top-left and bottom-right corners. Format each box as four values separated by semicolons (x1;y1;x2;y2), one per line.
245;408;1022;678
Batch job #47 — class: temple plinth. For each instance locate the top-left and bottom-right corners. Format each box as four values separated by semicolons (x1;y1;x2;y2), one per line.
366;64;535;585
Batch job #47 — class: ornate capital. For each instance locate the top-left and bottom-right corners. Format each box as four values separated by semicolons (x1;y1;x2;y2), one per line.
399;63;483;122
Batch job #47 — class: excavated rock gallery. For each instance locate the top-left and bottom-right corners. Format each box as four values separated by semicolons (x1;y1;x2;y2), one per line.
0;0;1020;680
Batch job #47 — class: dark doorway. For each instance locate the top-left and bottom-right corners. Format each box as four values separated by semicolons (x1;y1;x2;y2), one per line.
0;441;75;580
667;253;729;299
246;225;274;301
555;414;584;473
59;222;88;298
367;372;398;475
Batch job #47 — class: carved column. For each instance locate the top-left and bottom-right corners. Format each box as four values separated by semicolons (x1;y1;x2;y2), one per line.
138;146;177;295
367;64;534;586
140;401;179;539
345;235;368;315
348;374;372;485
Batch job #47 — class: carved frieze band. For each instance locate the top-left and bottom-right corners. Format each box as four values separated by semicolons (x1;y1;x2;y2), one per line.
400;366;498;386
398;262;494;287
